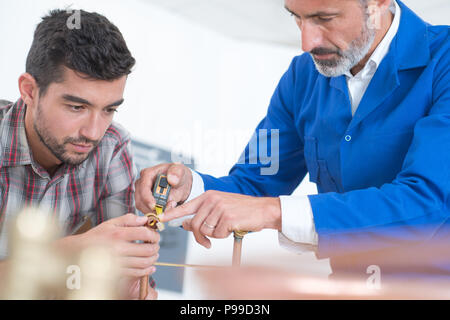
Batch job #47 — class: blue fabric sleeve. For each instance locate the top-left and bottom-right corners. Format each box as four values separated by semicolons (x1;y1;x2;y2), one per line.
310;40;450;257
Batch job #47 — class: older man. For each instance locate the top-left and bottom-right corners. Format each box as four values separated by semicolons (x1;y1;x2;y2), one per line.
136;0;450;280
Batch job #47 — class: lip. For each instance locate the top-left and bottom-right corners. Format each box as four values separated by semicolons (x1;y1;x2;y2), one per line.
70;143;92;153
313;53;336;60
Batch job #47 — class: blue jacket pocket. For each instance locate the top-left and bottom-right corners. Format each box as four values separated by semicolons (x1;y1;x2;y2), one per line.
317;159;338;193
304;137;319;183
304;136;338;193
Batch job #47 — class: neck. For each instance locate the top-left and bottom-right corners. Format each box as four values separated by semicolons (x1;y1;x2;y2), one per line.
350;9;394;76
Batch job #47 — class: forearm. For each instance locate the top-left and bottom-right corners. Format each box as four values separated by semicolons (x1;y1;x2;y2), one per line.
310;183;447;258
53;234;88;258
311;183;443;233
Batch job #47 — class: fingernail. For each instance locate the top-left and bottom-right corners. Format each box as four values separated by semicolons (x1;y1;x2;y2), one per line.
168;174;179;185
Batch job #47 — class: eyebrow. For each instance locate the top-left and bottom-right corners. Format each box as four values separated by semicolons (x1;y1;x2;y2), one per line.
284;6;338;19
62;94;124;108
284;6;300;18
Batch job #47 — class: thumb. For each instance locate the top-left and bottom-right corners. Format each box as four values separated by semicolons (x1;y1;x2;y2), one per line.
166;163;187;187
167;164;192;204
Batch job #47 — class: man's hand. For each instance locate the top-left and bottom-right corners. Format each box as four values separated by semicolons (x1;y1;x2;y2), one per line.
135;163;193;213
160;191;282;248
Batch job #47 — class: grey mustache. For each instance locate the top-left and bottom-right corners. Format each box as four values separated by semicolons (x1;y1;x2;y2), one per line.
310;48;341;56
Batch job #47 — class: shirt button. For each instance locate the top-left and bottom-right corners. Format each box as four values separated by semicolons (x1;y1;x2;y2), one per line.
345;135;352;142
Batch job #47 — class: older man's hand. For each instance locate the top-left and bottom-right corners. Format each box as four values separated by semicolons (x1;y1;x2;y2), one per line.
160;190;282;248
135;163;193;214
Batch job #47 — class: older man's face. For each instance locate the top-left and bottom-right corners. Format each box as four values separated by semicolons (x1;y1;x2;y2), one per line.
285;0;376;77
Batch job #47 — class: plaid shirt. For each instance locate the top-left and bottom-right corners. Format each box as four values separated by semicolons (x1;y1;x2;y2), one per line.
0;98;137;260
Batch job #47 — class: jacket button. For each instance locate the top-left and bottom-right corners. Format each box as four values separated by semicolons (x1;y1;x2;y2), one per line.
345;135;352;142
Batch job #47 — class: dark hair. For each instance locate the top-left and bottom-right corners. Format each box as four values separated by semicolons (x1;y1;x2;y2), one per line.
26;9;136;96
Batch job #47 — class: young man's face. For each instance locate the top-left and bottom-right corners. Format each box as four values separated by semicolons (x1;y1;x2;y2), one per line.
29;67;127;167
285;0;377;76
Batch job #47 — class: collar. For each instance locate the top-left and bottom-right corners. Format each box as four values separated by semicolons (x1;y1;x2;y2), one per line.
345;0;401;79
0;99;33;167
394;0;430;70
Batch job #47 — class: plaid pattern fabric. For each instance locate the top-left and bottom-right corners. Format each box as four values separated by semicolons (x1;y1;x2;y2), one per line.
0;98;137;260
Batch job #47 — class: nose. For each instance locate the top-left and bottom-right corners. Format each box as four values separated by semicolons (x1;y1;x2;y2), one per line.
79;112;106;142
300;21;324;53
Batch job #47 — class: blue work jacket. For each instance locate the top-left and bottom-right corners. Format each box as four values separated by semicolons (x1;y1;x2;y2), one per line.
197;1;450;278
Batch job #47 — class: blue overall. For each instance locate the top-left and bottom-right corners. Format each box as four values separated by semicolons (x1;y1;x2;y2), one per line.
197;1;450;278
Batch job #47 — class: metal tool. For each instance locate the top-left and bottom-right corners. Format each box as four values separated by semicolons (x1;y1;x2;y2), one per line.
154;262;223;269
154;229;249;270
232;230;248;267
153;174;171;214
139;173;171;300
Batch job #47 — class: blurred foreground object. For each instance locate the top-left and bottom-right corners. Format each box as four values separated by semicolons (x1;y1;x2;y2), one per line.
0;208;118;300
67;246;119;300
198;234;450;299
197;265;450;300
1;208;64;299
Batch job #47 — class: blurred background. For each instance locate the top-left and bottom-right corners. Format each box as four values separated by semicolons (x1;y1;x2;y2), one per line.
0;0;448;299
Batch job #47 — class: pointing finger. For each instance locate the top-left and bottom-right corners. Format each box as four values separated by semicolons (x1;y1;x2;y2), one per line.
160;195;204;222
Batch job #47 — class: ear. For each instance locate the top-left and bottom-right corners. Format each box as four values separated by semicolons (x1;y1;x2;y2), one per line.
366;0;392;31
368;0;392;11
18;73;40;108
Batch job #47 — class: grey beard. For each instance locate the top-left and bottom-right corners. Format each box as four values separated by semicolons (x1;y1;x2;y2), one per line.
312;25;376;77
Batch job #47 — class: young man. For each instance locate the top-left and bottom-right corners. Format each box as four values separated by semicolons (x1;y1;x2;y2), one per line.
136;0;450;280
0;9;159;299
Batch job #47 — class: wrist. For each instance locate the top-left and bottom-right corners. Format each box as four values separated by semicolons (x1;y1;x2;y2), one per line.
185;169;204;203
263;197;282;231
54;234;86;255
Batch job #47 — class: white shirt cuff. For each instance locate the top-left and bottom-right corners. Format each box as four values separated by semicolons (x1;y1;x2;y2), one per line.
185;169;205;202
278;195;318;253
168;169;204;227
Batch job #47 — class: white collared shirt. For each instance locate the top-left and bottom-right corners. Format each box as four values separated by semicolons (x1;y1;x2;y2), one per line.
280;0;401;252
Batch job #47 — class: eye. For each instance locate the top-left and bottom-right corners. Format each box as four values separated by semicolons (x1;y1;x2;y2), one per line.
68;105;84;111
105;108;118;114
317;16;333;22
